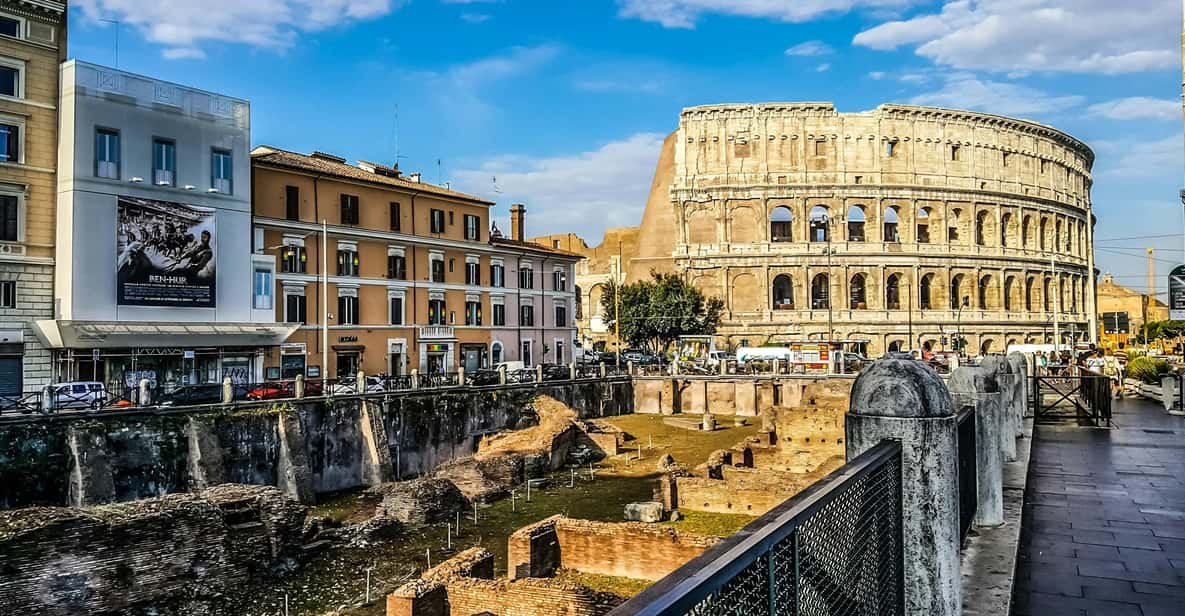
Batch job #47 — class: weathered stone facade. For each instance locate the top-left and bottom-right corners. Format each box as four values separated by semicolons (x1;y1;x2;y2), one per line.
555;103;1097;356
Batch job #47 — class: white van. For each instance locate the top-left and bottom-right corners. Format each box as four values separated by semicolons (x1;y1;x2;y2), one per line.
46;381;107;410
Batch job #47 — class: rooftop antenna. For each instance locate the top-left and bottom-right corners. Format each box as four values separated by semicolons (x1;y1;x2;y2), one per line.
99;19;120;68
437;158;444;185
390;103;408;170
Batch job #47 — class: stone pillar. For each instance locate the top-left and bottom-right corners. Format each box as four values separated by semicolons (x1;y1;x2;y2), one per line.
499;365;508;385
569;362;576;380
221;377;233;405
360;399;395;486
701;412;715;431
66;423;115;507
458;367;466;387
599;362;606;377
1006;352;1030;436
277;409;315;504
536;364;544;382
980;356;1018;460
356;370;366;393
185;417;226;490
294;374;306;399
846;357;960;616
410;369;419;390
948;366;1004;527
140;378;153;406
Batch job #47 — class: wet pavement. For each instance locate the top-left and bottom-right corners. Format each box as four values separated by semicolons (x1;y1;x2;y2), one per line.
1012;396;1185;615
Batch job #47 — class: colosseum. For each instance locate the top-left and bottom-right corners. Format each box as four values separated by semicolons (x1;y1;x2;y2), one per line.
534;103;1096;357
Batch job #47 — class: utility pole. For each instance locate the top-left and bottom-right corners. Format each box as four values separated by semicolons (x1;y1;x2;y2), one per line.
322;219;329;376
823;214;835;343
615;240;622;368
1051;247;1060;353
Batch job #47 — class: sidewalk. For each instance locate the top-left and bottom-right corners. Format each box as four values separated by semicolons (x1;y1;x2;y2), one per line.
1011;396;1185;615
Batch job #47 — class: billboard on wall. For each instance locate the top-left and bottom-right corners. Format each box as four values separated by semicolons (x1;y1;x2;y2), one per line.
116;196;216;307
1171;265;1185;321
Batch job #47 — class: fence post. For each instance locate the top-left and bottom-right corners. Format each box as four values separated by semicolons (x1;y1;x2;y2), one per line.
458;367;466;387
846;356;960;615
499;365;507;385
569;362;576;380
1006;352;1029;429
139;378;152;406
599;362;606;378
356;370;366;394
772;358;780;375
410;369;419;390
536;364;544;382
220;377;232;405
295;374;305;399
949;366;1004;528
627;360;635;376
981;356;1018;461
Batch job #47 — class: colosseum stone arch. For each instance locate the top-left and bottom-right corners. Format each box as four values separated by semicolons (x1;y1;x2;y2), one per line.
572;103;1096;356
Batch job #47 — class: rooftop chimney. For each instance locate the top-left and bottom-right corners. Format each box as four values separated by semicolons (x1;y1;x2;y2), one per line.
510;204;526;242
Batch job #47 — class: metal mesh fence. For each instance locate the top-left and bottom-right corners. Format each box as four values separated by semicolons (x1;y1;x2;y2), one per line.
611;441;902;616
956;408;978;543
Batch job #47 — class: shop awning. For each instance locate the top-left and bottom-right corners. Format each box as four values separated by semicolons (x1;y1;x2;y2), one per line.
33;320;301;349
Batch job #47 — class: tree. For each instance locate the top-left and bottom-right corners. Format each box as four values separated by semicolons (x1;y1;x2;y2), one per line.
600;272;724;354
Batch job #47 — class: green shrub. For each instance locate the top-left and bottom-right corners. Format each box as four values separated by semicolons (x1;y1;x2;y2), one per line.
1127;356;1170;385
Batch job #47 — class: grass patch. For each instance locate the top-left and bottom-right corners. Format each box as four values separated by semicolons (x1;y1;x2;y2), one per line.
597;414;760;476
553;568;652;598
663;509;756;538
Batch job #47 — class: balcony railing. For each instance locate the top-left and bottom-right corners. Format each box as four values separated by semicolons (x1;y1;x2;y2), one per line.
419;325;455;339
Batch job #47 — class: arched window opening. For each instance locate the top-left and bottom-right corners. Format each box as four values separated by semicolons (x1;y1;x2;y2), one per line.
1003;277;1015;311
809;206;829;242
950;274;967;310
847;206;866;242
491;341;504;365
980;339;994;356
917;207;931;244
920;273;934;310
948;209;962;242
772;274;795;310
887;340;902;353
884;207;900;243
811;273;830;309
849;274;867;309
978;275;993;310
1055;219;1063;254
1071;278;1079;313
770;206;794;242
1022;215;1032;247
1043;278;1052;312
1039;218;1048;250
1025;277;1035;312
1000;213;1012;247
975;211;990;246
886;274;901;310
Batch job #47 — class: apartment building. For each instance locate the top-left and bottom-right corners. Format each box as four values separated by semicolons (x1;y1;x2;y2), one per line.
0;0;64;395
35;61;295;391
251;148;580;378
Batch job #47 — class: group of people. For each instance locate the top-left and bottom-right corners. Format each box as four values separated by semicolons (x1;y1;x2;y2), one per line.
1034;347;1124;397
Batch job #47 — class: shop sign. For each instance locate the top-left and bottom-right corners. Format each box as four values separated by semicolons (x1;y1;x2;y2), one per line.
307;365;321;377
1171;265;1185;320
427;343;449;352
183;350;195;359
339;335;359;342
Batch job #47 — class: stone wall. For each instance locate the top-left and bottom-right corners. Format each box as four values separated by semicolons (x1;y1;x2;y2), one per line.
507;516;719;582
0;484;305;616
634;375;853;417
0;378;632;509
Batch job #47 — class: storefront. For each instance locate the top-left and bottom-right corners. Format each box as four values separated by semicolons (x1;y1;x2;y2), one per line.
460;343;489;373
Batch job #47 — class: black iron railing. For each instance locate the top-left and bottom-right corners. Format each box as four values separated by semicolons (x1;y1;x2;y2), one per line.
956;407;977;544
610;441;903;616
1031;371;1111;426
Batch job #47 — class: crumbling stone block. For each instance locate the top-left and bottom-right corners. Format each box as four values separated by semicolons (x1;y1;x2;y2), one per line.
370;478;468;525
624;501;664;523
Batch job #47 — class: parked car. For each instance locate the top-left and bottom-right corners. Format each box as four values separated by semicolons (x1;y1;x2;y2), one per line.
157;384;224;406
46;382;107;410
468;369;502;386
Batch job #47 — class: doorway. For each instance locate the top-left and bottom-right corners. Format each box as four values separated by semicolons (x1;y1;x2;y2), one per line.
336;352;360;379
427;352;446;374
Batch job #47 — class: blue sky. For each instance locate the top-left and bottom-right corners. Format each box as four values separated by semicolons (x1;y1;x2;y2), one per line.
69;0;1183;295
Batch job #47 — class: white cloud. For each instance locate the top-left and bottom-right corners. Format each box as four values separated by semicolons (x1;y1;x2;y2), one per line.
617;0;917;29
785;40;834;56
868;71;887;79
74;0;398;59
909;74;1083;118
816;63;831;72
1087;97;1180;121
411;45;560;120
1093;134;1184;180
854;0;1177;75
453;133;666;241
573;79;663;94
460;13;492;23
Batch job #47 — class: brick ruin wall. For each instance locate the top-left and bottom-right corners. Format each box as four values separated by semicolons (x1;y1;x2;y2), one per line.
0;484;306;616
633;376;854;417
507;516;719;582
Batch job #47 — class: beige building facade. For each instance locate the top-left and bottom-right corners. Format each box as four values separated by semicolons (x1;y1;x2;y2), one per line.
566;103;1097;357
0;0;64;395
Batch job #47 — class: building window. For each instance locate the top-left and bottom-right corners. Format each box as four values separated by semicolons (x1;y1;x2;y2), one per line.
493;303;506;326
430;209;445;233
491;263;505;287
337;248;359;276
253;268;273;310
0;121;18;164
281;245;306;273
519;265;534;289
337;294;360;325
492;342;503;365
95;128;120;178
428;298;447;325
552;270;567;291
431;257;445;283
520;304;535;326
0;16;19;39
555;340;565;364
0;280;14;308
555;304;567;327
0;194;16;242
390;296;404;325
285;186;300;220
0;58;23;98
770;206;793;242
466;261;480;285
285;291;307;324
448;211;454;226
885;140;897;157
390;202;401;231
340;194;359;225
211;148;233;193
152;138;176;186
388;254;406;280
464;214;480;240
466;300;482;325
521;341;533;367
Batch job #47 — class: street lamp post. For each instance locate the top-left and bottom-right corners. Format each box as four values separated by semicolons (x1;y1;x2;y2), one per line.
821;214;835;343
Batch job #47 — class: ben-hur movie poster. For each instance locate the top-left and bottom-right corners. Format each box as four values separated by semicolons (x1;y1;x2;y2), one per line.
116;196;217;307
